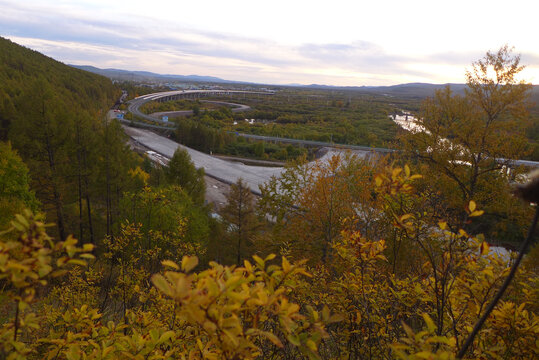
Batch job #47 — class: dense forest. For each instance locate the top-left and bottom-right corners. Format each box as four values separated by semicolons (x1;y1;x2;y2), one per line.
0;38;538;359
171;109;310;161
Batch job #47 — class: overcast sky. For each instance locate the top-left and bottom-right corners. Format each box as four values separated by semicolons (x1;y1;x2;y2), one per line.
1;0;537;86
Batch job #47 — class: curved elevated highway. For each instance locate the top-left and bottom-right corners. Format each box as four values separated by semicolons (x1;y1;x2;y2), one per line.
128;90;271;123
151;100;251;118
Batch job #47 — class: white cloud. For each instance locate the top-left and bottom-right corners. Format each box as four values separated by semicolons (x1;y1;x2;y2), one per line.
1;0;538;85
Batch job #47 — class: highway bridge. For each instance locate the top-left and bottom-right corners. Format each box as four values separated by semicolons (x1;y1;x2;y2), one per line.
233;133;394;153
151;100;251;119
127;89;272;124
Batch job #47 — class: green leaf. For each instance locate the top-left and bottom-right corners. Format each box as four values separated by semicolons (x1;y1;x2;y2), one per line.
265;254;276;261
468;200;476;212
151;274;173;297
67;259;87;267
66;345;81;360
253;255;264;268
480;242;490;256
422;313;436;333
15;214;29;228
282;256;291;273
50;269;68;278
162;260;180;270
415;351;434;359
159;330;175;343
262;331;283;348
38;265;52;278
470;210;484;217
181;256;198;272
82;244;94;252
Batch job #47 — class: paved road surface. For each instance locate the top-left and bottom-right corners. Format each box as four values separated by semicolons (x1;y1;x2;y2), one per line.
123;126;284;194
122;125;374;195
233;133;394;153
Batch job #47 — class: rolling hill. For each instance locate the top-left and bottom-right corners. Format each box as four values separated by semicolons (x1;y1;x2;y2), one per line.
0;37;119;139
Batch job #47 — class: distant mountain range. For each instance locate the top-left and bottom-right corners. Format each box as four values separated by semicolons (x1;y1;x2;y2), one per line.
284;82;536;103
72;65;538;102
70;65;245;84
299;82;470;98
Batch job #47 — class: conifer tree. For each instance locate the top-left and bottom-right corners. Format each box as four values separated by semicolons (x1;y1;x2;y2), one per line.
165;148;206;205
222;178;260;265
0;141;38;228
10;78;72;239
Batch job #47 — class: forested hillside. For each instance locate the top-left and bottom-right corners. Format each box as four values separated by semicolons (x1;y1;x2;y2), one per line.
0;37;119;138
0;37;129;240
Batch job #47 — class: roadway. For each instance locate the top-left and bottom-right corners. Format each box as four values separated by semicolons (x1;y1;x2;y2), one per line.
150;100;251;119
122;124;374;194
233;133;394;153
123;125;284;194
128;89;271;124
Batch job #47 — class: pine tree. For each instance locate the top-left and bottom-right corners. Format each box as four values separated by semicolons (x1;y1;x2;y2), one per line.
164;148;206;205
10;78;72;239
